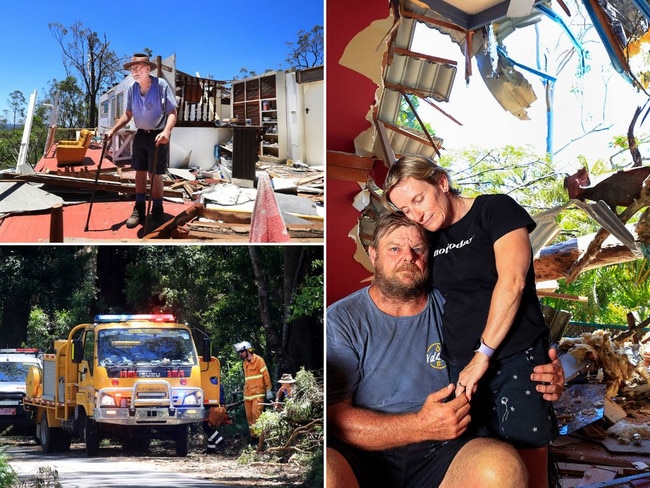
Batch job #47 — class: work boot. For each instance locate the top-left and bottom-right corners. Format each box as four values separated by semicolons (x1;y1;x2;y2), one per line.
126;202;145;229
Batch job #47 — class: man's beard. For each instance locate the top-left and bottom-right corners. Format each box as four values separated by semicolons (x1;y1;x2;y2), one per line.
374;262;429;300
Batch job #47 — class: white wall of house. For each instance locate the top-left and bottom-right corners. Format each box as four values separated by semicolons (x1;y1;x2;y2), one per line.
301;77;324;166
285;70;324;167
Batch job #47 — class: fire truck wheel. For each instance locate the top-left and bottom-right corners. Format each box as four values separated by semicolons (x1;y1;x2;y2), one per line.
40;416;56;454
174;425;189;457
84;417;100;457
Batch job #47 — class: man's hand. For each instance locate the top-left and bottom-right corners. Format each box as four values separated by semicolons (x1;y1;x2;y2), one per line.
530;347;565;401
155;130;171;145
416;384;471;441
328;385;471;451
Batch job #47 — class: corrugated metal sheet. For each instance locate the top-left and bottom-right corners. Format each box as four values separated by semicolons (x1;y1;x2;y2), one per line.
376;88;442;160
385;52;457;102
386;16;457;102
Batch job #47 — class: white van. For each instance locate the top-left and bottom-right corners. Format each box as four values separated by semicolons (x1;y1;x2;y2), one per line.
0;349;42;432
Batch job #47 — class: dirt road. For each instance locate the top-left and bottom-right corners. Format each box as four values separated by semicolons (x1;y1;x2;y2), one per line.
4;436;304;487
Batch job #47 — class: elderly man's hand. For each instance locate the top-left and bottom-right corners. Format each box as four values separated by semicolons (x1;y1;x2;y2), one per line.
530;348;565;401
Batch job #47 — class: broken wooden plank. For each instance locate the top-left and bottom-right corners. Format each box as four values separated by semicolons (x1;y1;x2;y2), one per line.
327;150;376;182
200;207;252;223
294;174;324;186
1;172;183;198
604;398;627;425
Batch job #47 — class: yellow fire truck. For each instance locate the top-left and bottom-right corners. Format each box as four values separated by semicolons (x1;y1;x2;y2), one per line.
23;314;222;457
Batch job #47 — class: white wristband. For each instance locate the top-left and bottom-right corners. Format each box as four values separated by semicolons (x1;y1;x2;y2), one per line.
475;338;495;358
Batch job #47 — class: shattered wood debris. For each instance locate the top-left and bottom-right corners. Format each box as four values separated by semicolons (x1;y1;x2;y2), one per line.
553;329;650;487
142;203;323;241
0;158;323;242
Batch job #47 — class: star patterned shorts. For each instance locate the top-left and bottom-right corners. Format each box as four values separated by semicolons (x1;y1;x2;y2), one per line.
469;338;559;448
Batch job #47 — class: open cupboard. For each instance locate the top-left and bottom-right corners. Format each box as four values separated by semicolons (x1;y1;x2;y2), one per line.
232;72;287;162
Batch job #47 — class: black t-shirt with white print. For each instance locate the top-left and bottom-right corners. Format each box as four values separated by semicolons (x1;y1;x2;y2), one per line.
429;194;548;367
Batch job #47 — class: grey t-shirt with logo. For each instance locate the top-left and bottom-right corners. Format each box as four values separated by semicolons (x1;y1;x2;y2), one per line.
327;287;449;414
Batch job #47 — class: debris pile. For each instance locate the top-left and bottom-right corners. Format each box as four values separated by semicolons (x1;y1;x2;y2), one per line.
0;145;324;242
552;329;650;487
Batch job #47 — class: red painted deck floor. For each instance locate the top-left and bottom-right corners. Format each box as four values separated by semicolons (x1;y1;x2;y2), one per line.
0;142;193;242
0;200;191;242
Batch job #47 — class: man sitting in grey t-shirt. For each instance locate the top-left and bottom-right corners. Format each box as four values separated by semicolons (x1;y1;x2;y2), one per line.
326;213;565;487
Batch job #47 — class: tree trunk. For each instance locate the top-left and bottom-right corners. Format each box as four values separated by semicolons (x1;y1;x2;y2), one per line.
280;247;323;374
248;246;283;378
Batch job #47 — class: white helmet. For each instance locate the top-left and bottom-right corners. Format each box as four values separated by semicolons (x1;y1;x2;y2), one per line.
234;341;252;353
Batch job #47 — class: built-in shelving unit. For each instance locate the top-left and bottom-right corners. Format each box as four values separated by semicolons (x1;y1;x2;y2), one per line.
232;72;287;162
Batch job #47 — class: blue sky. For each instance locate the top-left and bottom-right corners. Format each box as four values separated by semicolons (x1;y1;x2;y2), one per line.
0;0;323;115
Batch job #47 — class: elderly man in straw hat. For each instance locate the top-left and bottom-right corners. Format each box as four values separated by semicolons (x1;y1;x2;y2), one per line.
106;53;177;229
275;373;296;407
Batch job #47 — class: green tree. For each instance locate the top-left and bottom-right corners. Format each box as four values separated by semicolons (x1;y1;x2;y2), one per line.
49;22;122;127
438;145;650;328
397;93;435;136
0;247;96;348
7;90;25;128
47;76;86;130
285;25;324;69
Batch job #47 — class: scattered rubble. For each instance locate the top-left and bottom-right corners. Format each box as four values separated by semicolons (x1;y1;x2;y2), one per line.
553;329;650;487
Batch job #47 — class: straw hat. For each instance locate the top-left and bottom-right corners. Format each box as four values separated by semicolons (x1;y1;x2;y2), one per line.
123;53;157;70
278;374;296;384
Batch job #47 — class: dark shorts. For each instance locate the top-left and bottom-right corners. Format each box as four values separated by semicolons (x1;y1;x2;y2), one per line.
329;434;473;488
451;337;559;448
132;129;169;174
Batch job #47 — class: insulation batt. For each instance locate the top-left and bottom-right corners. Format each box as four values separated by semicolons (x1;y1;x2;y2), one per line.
560;330;649;397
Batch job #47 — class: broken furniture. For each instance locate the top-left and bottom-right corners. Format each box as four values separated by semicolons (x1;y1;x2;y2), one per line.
230;125;266;187
56;129;93;166
110;129;136;163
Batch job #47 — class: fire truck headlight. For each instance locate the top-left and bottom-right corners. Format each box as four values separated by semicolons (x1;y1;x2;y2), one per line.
100;394;117;406
181;392;200;406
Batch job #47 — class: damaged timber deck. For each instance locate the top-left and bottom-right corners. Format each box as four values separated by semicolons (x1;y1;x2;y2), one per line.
0;141;323;242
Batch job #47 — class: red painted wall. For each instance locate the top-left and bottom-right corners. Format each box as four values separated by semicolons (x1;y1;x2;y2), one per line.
326;0;390;306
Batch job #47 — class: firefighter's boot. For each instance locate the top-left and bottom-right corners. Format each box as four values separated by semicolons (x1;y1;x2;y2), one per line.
126;202;145;228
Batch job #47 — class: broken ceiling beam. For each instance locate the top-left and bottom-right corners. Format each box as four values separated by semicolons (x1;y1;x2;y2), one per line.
327;151;377;182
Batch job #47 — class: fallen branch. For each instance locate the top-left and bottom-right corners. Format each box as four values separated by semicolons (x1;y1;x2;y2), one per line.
565;176;650;283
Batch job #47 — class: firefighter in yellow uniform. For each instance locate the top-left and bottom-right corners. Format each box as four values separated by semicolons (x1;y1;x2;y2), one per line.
235;341;272;442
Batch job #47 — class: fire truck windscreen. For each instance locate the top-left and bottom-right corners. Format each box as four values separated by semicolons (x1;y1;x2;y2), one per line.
97;329;197;367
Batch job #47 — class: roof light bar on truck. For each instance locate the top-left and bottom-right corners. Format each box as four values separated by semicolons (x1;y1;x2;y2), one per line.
93;314;176;323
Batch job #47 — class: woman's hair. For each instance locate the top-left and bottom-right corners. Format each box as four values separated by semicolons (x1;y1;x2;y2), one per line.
382;154;459;211
371;212;428;250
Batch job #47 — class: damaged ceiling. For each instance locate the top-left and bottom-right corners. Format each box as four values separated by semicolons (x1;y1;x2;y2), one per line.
334;0;650;168
330;0;650;285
